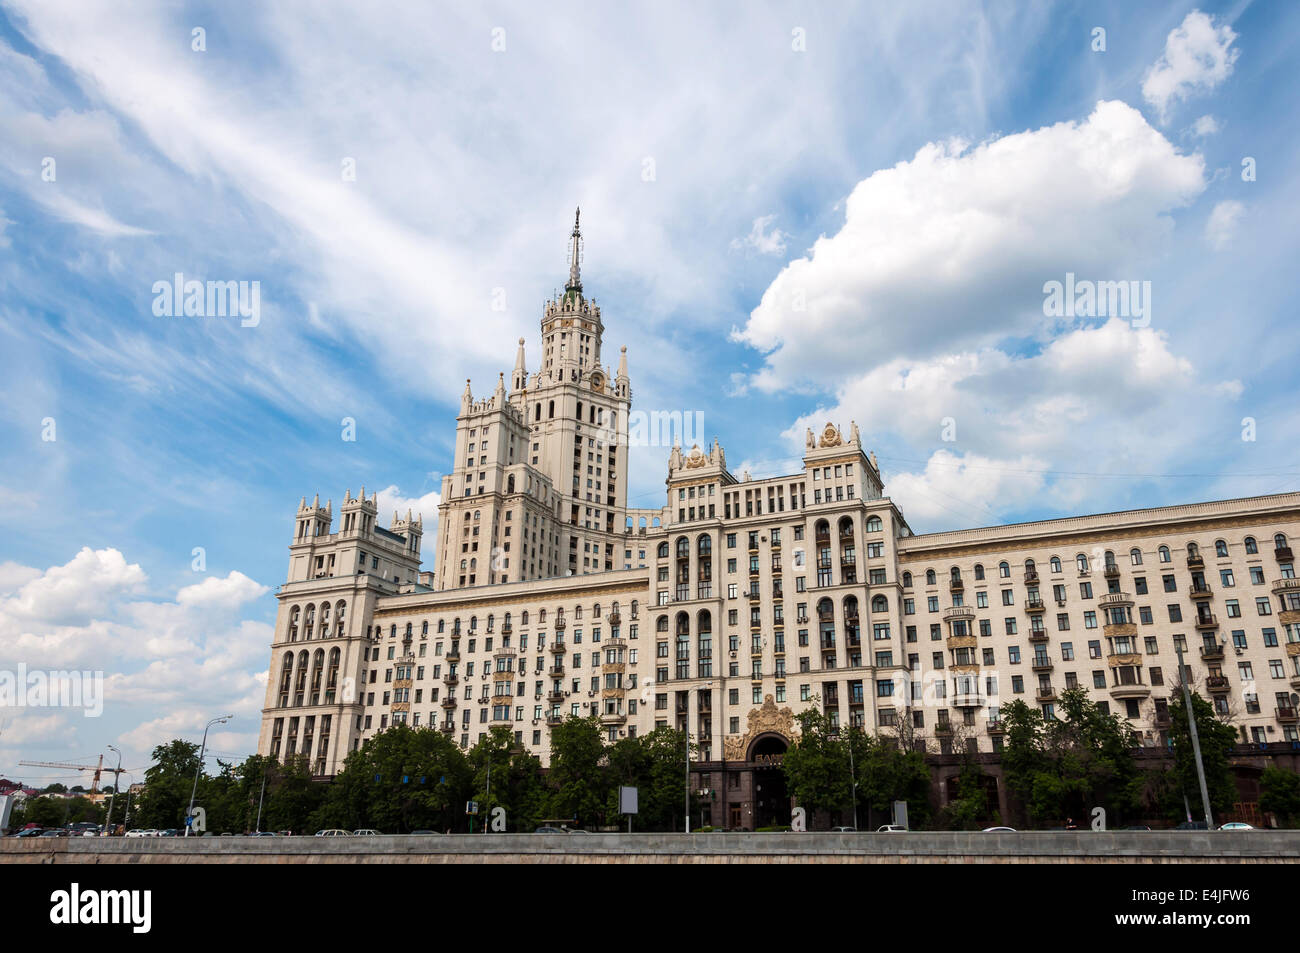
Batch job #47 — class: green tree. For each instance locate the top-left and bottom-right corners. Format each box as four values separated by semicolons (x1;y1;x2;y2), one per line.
782;706;849;826
545;715;609;827
1259;764;1300;827
605;726;691;831
1166;691;1239;818
135;739;201;830
262;755;326;834
312;724;471;833
860;733;932;830
467;726;546;831
999;689;1140;827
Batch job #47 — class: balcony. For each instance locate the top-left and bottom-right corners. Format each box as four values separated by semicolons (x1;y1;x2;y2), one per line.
1277;706;1299;725
607;612;621;626
947;634;977;651
445;646;461;663
444;674;459;687
548;666;565;678
953;693;984;708
987;721;1005;735
1194;614;1219;631
949;577;964;592
550;641;566;655
1108;682;1150;700
554;618;567;630
1099;592;1134;608
546;713;562;727
1198;642;1225;661
547;690;565;704
1031;658;1054;673
600;711;626;725
1025;599;1046;614
1035;685;1057;702
1024;570;1039;584
500;623;513;635
943;607;975;622
1186;553;1204;569
1103;562;1121;579
440;723;455;734
1028;629;1049;643
1276;547;1294;562
1154;710;1172;728
1188;583;1213;600
934;722;953;736
440;697;456;709
1206;675;1230;693
1107;651;1142;668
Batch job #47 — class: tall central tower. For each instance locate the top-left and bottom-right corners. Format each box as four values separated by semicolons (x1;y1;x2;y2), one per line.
434;209;632;588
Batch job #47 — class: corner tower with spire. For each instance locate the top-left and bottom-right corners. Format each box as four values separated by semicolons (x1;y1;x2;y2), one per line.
433;208;632;588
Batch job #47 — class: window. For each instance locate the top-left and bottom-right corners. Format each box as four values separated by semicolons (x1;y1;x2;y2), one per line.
1245;536;1258;555
1130;548;1143;565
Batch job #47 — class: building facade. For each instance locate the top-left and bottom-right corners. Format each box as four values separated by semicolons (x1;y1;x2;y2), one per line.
258;214;1300;829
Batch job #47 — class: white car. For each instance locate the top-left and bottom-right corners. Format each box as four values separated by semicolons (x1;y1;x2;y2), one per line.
314;829;352;837
352;829;382;836
876;825;909;833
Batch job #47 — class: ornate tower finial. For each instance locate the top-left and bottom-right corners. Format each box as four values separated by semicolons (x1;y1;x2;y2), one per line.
566;206;583;294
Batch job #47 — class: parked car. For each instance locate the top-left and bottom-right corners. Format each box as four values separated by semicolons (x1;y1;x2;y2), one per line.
831;826;857;832
39;829;70;837
249;831;279;837
409;830;440;835
315;829;352;836
982;826;1017;833
1218;822;1255;830
352;829;382;836
1123;825;1152;831
15;828;44;838
876;825;908;833
534;826;567;833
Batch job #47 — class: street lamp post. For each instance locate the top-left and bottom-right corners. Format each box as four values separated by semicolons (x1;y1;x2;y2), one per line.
185;714;232;837
831;726;859;830
684;727;691;834
105;744;123;835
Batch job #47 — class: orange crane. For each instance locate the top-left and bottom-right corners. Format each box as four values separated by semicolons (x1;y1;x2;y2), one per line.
18;755;104;792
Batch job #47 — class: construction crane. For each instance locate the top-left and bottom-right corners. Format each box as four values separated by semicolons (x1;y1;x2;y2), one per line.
18;755;104;792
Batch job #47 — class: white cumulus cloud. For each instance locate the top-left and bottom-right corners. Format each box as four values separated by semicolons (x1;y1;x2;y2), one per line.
1142;11;1240;123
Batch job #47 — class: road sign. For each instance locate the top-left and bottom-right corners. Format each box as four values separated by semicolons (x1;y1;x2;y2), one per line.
466;800;479;815
619;786;638;815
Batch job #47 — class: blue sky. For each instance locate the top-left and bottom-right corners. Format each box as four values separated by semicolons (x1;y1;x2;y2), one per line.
1;0;1297;782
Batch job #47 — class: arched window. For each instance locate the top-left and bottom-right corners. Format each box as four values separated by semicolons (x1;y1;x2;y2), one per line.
925;569;936;586
1076;553;1089;572
303;604;315;640
950;566;961;582
1024;559;1036;576
335;601;346;637
902;571;913;588
309;649;324;706
278;652;294;707
507;475;515;494
973;564;985;581
1130;548;1143;566
676;536;689;558
288;605;300;642
698;534;712;556
521;610;529;626
325;647;341;703
1050;556;1062;573
593;603;602;619
871;594;888;613
1276;533;1289;551
1158;545;1170;563
815;520;831;541
838;516;854;538
1215;539;1228;557
631;600;639;618
1244;536;1258;554
1186;542;1199;559
576;401;583;420
817;597;834;620
658;541;669;559
539;608;547;623
866;515;883;533
548;400;555;419
657;615;669;632
486;613;494;632
999;561;1010;578
575;605;583;620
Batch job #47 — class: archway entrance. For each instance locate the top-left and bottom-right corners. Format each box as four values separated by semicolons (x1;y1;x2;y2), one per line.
750;734;790;829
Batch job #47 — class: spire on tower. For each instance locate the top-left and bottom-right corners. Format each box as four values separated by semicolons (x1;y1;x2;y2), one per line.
566;206;583;294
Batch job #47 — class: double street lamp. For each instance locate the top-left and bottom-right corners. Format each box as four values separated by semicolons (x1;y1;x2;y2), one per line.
185;714;233;836
104;744;123;834
830;725;859;831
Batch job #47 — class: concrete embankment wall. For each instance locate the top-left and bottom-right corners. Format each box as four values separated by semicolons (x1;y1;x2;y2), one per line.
3;831;1299;863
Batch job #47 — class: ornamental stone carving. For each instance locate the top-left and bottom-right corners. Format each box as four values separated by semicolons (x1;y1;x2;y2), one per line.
721;694;798;761
820;423;842;448
685;444;707;468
